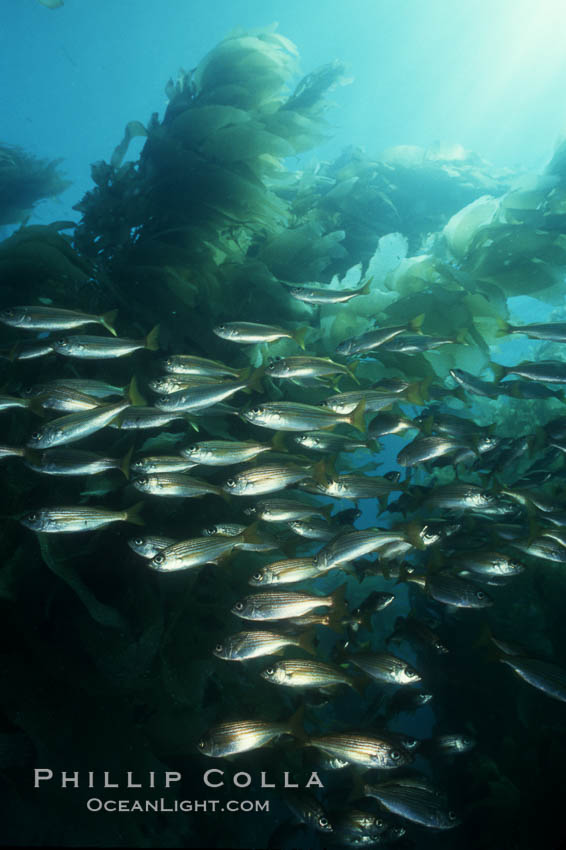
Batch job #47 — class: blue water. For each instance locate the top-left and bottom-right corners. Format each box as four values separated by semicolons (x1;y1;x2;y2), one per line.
5;0;566;231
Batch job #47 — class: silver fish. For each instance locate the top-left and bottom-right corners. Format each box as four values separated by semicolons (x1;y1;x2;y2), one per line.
232;584;346;621
0;305;118;335
213;321;307;347
305;733;413;769
287;279;371;304
26;401;129;449
349;652;421;685
20;503;143;533
133;473;225;499
51;325;159;358
363;781;460;829
501;656;566;702
213;630;315;661
128;535;178;558
182;440;271;466
223;463;311;496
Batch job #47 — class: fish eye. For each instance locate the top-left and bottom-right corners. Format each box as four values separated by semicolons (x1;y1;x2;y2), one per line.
252;572;263;582
217;324;226;332
234;601;244;611
153;554;164;566
406;667;419;679
158;396;169;405
250;407;263;415
267;362;276;371
197;740;206;750
133;538;144;546
318;817;329;828
265;667;275;676
206;526;217;535
448;811;458;821
137;476;148;486
57;338;67;346
403;737;418;748
390;750;402;761
26;512;38;523
476;590;486;600
30;432;40;441
215;644;223;653
375;818;384;829
225;479;236;488
4;308;14;317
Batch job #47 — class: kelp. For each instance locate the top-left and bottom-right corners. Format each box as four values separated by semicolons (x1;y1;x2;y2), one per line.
0;144;70;226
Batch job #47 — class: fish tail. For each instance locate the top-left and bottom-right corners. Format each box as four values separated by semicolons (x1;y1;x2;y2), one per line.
293;326;309;350
366;438;381;454
242;365;264;394
242;520;261;545
489;361;507;382
298;627;317;656
495;317;511;337
409;312;426;333
406;378;431;406
287;705;306;741
128;375;146;406
28;398;47;418
125;501;145;526
320;503;334;520
100;309;118;336
330;581;349;620
348;399;366;433
359;276;373;296
347;361;360;384
145;324;160;351
271;432;288;453
120;445;134;479
312;458;330;486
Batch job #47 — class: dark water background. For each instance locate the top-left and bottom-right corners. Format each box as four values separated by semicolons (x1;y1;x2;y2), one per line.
3;3;566;849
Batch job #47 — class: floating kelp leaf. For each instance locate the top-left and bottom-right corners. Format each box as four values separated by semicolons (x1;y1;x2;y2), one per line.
262;109;327;153
386;254;446;296
169;105;250;146
194;31;299;108
110;121;148;169
199;122;295;162
443;195;500;258
381;145;426;168
284;60;351;113
259;222;345;280
0;143;70;225
482;259;565;303
0;225;91;290
467;225;566;279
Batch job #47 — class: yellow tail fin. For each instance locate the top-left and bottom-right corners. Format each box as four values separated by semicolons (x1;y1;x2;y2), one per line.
100;308;118;337
128;375;146;406
348;399;366;433
293;326;309;350
125;501;145;526
145;324;160;352
287;705;306;742
298;627;317;656
120;445;134;479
